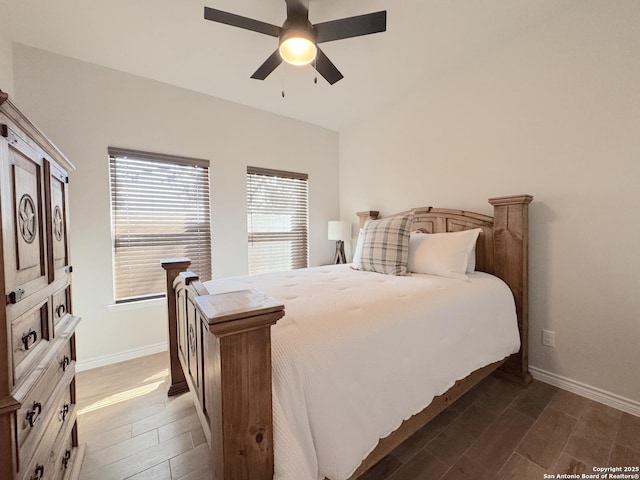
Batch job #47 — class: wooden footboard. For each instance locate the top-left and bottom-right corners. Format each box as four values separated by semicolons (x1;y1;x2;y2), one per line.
161;260;284;480
161;194;532;480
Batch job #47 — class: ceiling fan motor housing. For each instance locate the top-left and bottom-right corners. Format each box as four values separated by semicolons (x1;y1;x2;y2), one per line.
280;17;316;43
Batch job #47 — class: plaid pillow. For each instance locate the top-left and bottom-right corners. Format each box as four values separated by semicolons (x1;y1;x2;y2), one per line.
354;213;413;275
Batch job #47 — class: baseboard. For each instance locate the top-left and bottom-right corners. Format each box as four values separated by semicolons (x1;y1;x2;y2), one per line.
530;366;640;417
76;342;168;372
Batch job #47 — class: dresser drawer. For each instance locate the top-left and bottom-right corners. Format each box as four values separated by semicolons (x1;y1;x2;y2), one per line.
46;383;74;449
19;420;62;480
51;285;71;336
54;338;74;380
16;353;75;471
19;416;77;480
20;450;50;480
51;426;77;480
18;399;77;480
11;300;50;385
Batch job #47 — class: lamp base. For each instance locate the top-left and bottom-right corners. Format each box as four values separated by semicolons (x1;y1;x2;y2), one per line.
333;240;347;264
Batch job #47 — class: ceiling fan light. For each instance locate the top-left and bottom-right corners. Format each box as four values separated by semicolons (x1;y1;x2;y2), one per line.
279;34;317;66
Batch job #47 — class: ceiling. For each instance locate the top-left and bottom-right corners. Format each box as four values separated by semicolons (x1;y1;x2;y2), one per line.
1;0;572;130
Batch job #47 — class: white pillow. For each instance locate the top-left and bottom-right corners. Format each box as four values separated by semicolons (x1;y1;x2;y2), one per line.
467;246;476;273
352;228;364;264
408;229;481;279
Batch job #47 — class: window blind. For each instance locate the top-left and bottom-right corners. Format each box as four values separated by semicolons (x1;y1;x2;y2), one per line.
247;167;309;274
109;148;211;302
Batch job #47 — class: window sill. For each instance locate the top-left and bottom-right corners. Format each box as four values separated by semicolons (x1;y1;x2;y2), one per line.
107;296;166;313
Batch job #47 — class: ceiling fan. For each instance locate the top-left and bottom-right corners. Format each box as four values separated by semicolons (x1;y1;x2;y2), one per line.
204;0;387;85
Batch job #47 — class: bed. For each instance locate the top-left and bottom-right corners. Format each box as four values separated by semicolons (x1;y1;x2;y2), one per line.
160;194;532;480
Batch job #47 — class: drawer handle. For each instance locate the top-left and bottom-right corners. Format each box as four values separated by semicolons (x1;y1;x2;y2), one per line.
62;450;72;469
56;303;67;318
30;464;44;480
22;329;38;350
60;355;70;372
60;403;70;422
26;402;42;427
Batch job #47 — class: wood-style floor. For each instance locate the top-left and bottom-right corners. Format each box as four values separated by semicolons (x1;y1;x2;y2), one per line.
76;353;210;480
76;353;639;480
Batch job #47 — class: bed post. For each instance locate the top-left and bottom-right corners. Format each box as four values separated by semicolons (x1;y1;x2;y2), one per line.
357;210;380;229
197;289;285;480
488;195;533;385
161;258;191;396
161;257;285;480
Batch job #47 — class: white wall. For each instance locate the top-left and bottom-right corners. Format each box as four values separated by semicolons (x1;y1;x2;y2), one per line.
339;1;640;405
13;45;339;367
0;34;14;96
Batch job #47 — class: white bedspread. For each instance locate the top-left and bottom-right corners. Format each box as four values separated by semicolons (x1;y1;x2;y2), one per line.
203;265;520;480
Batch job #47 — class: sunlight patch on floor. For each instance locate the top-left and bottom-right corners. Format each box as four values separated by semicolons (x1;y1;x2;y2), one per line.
77;380;165;415
142;369;168;383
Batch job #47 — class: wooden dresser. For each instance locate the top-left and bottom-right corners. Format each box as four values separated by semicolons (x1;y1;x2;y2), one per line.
0;91;84;480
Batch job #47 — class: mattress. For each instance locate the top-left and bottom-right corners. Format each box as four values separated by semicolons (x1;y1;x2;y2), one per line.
203;264;520;480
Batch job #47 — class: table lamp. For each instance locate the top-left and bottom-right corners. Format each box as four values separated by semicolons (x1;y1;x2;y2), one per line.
328;221;351;264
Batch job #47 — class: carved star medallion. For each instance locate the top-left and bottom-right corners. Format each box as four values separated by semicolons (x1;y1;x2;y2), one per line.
18;194;37;244
53;206;63;241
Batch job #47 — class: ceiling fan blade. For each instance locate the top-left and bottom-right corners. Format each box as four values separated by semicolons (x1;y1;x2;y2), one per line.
251;50;284;80
314;47;344;85
204;7;282;37
315;11;387;44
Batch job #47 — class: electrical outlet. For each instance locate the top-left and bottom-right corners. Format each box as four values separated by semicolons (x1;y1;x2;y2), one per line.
542;329;556;347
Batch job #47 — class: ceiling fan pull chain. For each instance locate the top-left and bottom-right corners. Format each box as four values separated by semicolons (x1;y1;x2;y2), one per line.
314;57;318;84
282;75;286;98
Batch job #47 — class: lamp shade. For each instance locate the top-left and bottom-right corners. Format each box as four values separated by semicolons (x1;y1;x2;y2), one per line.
328;221;351;241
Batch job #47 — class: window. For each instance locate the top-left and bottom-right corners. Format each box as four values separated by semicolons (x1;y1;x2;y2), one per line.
247;167;308;274
109;148;211;302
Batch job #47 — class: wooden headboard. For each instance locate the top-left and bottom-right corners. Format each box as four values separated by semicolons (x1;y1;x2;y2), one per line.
357;194;533;385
